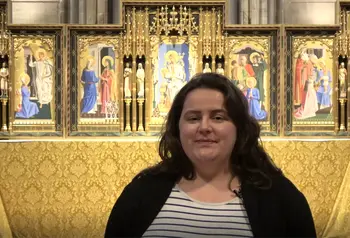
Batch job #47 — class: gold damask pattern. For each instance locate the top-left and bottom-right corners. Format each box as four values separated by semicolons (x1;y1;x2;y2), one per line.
0;192;12;238
0;141;349;238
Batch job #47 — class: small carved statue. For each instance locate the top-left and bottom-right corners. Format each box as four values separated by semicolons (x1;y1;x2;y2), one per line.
136;63;145;97
216;63;224;75
0;62;9;97
124;62;132;98
203;63;211;73
339;62;347;98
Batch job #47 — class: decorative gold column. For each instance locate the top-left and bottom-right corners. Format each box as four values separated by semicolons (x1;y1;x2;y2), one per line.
339;98;347;131
137;97;144;131
124;98;131;132
122;7;132;134
211;8;216;72
0;4;10;133
131;7;137;133
224;32;229;77
336;8;348;133
198;8;203;72
144;8;150;133
1;98;7;131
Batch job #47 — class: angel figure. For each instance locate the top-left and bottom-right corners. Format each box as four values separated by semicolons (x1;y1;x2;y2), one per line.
28;48;53;108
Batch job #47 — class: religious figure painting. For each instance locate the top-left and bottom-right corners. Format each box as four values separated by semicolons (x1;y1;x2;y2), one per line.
285;28;337;135
291;38;334;125
149;36;198;126
13;40;55;121
77;37;121;124
228;38;270;123
8;26;63;135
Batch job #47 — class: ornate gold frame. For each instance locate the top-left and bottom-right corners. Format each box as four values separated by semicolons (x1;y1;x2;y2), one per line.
67;25;124;136
284;26;340;136
7;25;64;137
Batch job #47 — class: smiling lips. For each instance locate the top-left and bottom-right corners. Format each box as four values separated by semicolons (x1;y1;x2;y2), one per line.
195;139;217;143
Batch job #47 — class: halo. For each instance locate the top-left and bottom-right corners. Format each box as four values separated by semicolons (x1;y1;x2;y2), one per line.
19;72;30;85
35;48;47;60
318;57;326;66
249;52;260;63
102;56;114;67
246;77;257;87
165;50;179;63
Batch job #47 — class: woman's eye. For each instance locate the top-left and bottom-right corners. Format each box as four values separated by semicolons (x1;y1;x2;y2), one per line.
187;117;199;121
213;115;225;121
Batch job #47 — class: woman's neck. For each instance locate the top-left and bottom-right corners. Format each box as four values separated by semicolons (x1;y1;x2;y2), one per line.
178;171;241;203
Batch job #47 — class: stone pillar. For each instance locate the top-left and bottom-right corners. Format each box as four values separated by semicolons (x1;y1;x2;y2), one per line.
277;0;285;24
97;0;107;24
239;0;249;24
226;0;239;24
111;0;121;24
86;0;97;24
58;0;68;23
259;0;268;24
250;0;260;24
268;0;276;24
68;0;78;23
78;0;86;24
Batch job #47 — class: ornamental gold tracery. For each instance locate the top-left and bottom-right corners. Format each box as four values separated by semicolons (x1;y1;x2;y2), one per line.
149;6;198;36
0;1;348;137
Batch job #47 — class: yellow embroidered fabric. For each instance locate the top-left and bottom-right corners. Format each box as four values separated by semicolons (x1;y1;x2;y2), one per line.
0;140;349;238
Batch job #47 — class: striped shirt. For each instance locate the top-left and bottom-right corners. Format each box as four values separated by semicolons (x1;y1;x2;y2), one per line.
142;185;253;238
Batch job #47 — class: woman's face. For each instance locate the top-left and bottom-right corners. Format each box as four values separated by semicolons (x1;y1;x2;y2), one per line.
179;88;237;169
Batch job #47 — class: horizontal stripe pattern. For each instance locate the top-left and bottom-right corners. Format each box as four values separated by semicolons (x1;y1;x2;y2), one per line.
142;186;253;238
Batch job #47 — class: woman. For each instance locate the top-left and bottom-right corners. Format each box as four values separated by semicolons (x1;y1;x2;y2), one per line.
15;73;39;119
105;73;316;238
81;57;99;114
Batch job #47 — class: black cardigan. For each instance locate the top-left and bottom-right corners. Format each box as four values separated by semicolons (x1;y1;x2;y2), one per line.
105;172;316;238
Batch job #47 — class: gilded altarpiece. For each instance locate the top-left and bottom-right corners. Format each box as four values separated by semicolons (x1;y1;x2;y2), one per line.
0;3;346;138
225;27;280;136
68;27;123;136
7;26;63;136
285;27;340;136
148;36;199;131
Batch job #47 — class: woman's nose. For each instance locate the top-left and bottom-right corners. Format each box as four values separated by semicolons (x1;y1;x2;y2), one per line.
198;118;212;132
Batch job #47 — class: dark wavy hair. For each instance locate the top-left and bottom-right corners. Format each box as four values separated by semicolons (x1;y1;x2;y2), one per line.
152;73;281;189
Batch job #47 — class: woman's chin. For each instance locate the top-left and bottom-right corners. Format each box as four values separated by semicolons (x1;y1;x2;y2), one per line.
193;151;218;162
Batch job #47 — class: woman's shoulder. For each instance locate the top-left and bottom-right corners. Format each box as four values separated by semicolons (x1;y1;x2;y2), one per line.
128;165;177;191
269;174;307;203
269;174;300;193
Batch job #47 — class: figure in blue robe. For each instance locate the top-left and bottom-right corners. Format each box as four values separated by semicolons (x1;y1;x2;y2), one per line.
16;86;39;118
316;64;332;109
246;87;267;120
81;68;99;113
